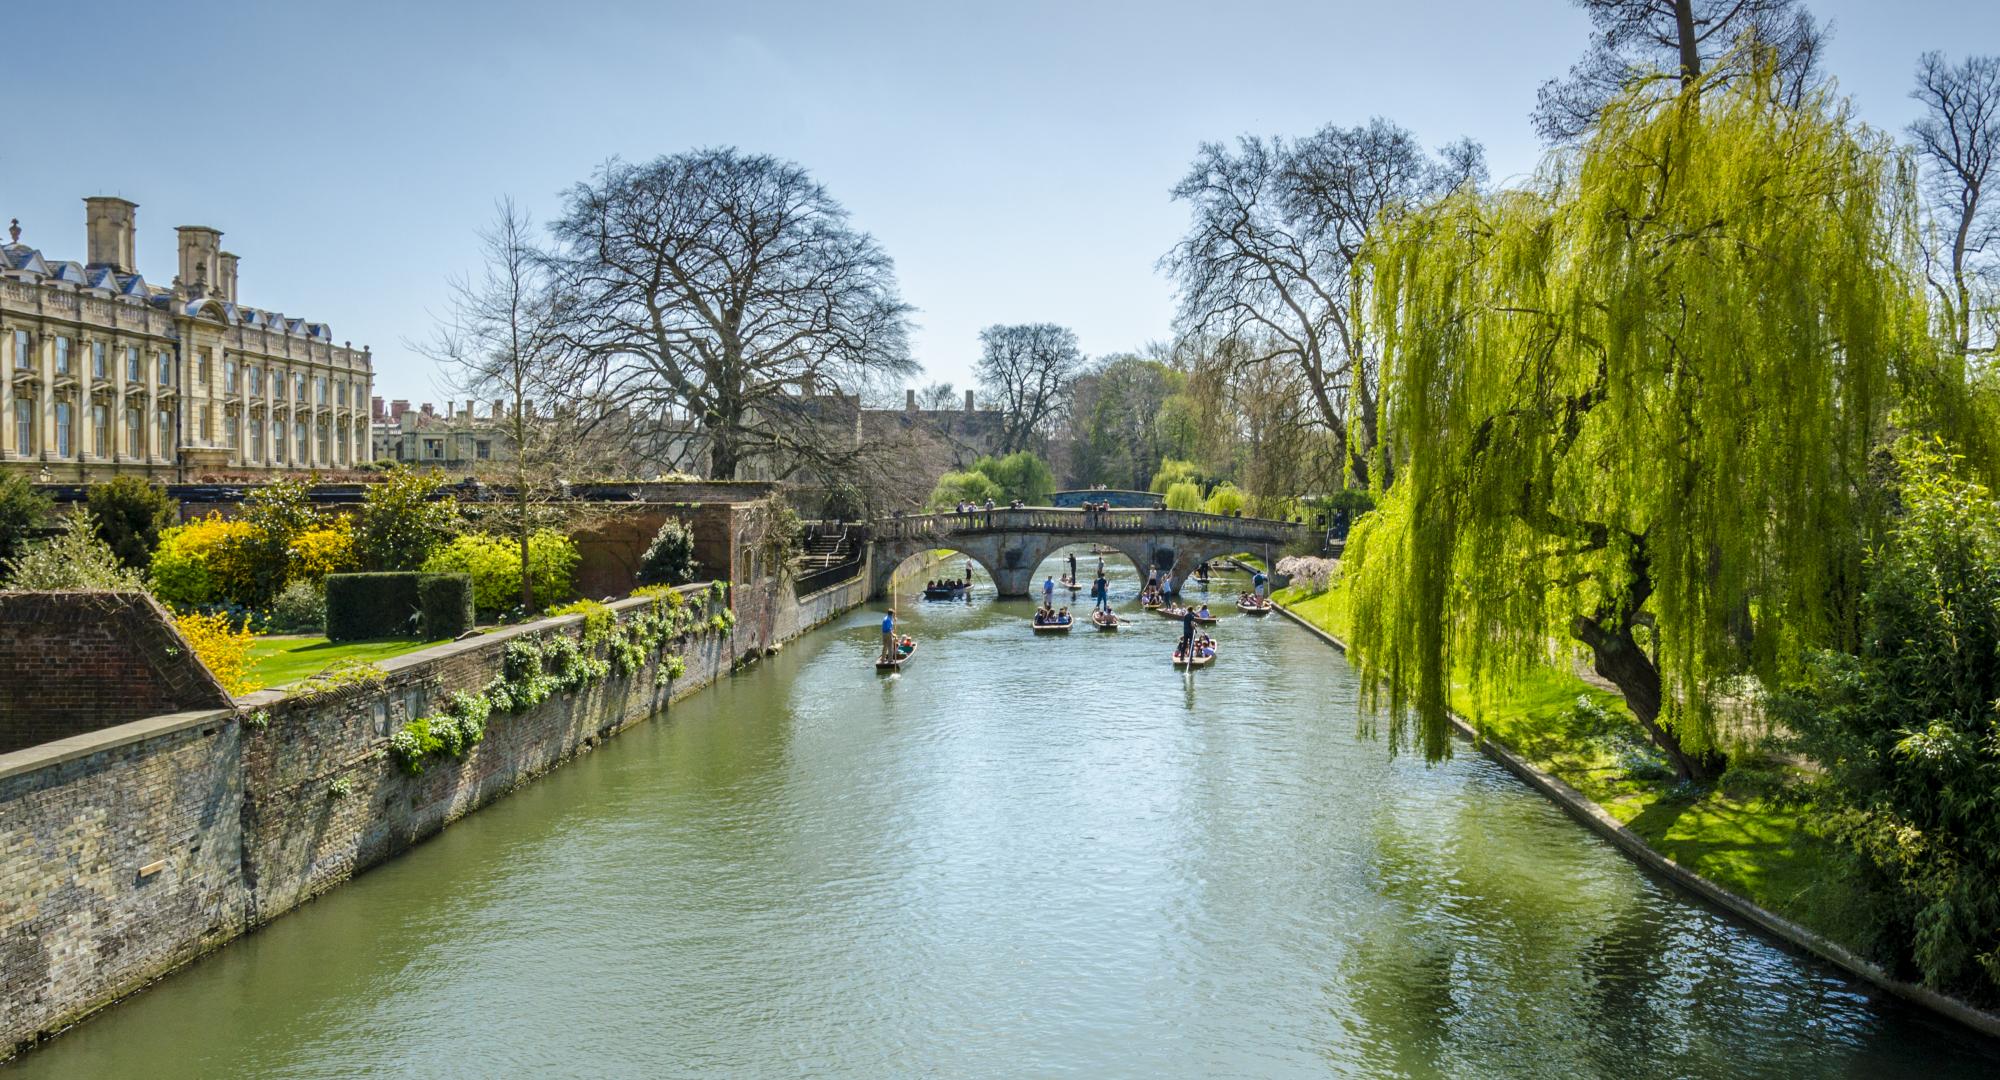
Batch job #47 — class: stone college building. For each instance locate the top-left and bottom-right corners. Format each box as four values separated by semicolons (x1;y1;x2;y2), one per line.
0;197;372;480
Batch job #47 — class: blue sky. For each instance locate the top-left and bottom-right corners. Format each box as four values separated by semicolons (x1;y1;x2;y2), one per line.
5;1;1994;403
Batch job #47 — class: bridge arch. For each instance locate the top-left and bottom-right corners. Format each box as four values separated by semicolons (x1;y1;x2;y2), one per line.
864;508;1307;599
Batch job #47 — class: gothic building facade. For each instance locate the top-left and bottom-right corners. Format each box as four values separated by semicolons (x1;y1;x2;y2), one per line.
0;197;372;481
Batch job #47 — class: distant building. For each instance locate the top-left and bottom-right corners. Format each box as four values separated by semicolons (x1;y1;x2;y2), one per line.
0;198;373;480
371;398;511;469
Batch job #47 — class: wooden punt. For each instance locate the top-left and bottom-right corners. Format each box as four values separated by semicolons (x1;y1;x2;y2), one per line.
1032;618;1074;634
1091;610;1121;630
1237;596;1273;615
922;583;970;600
1172;647;1216;669
876;640;917;671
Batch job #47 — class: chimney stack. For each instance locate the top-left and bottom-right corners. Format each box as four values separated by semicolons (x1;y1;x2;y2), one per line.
491;399;504;421
906;388;917;413
464;399;474;421
83;197;138;273
217;251;239;303
372;395;386;421
421;402;435;417
965;389;975;413
175;225;223;297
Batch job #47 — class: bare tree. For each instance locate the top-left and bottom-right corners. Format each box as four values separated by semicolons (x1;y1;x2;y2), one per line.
420;199;612;611
548;148;916;481
915;382;959;411
1163;120;1482;488
1911;52;2000;361
1534;0;1829;142
975;323;1084;454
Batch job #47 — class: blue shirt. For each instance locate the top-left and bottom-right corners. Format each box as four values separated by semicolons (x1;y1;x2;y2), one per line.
881;614;894;633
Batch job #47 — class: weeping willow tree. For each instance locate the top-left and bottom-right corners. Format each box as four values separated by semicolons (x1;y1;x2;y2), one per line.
1344;72;1932;782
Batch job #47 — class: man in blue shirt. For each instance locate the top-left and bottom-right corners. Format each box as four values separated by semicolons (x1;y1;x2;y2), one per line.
880;608;896;662
1252;569;1268;599
1043;575;1056;608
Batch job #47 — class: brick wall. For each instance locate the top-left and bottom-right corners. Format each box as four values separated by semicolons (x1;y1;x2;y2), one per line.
0;711;244;1050
0;571;867;1060
0;593;231;755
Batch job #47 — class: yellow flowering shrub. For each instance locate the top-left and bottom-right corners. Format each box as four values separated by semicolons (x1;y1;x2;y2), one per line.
290;517;359;584
150;514;260;608
174;610;260;695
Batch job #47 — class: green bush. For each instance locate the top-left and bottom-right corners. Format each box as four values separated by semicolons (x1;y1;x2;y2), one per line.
1148;457;1205;495
268;580;327;633
325;573;425;640
87;476;175;570
1;512;146;591
1775;442;2000;1001
354;467;460;571
236;476;322;607
422;530;579;614
638;518;697;586
0;473;53;566
972;451;1055;505
1164;481;1204;512
417;574;475;638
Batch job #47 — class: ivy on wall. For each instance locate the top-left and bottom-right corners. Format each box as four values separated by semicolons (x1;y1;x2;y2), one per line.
387;582;733;775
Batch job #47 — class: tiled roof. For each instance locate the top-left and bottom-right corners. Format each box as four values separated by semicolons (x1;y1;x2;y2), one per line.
0;239;340;342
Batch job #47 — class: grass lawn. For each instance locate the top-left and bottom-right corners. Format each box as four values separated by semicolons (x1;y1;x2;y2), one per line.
247;636;449;688
1272;579;1857;940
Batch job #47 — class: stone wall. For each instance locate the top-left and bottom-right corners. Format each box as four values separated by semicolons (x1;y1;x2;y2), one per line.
0;571;867;1060
0;593;230;754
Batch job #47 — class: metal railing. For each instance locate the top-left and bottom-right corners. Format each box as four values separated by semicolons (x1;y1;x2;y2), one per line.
869;507;1305;544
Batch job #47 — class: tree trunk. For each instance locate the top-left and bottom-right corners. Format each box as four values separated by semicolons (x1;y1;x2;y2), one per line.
1673;0;1703;84
1571;612;1725;783
518;482;535;613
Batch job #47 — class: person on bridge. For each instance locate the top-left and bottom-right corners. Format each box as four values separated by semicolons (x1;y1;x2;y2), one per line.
1043;575;1056;607
880;608;897;663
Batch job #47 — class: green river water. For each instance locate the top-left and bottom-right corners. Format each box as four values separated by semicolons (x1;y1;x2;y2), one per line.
11;551;2000;1078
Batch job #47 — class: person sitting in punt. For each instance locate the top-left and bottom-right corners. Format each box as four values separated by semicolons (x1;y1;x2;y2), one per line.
1057;606;1070;623
1196;604;1211;618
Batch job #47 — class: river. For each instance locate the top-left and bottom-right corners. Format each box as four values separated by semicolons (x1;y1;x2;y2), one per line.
12;549;1998;1078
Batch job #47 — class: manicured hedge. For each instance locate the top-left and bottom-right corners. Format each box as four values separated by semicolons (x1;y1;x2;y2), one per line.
326;572;474;641
417;574;475;639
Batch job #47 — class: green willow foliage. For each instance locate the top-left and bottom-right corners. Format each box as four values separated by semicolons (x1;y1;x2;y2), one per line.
1346;74;1930;766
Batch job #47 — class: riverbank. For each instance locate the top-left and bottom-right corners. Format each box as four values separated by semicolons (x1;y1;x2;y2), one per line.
0;571;870;1062
1268;576;2000;1040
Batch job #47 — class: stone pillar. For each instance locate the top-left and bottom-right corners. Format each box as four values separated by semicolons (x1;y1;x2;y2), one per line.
0;328;14;460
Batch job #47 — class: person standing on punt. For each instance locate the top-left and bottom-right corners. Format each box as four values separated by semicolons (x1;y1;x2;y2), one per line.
1181;604;1196;649
879;608;897;663
1093;569;1110;611
1068;551;1078;585
1043;575;1056;608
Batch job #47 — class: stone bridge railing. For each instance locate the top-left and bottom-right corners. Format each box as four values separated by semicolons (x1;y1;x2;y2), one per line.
870;507;1303;544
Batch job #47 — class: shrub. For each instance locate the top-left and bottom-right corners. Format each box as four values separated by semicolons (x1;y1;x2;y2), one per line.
423;530;579;614
354;467;460;571
1774;442;2000;1000
417;574;475;638
2;512;146;591
290;517;359;584
0;473;53;566
149;514;261;608
1164;481;1204;512
86;477;175;570
174;609;258;696
638;518;697;586
325;572;473;640
267;580;327;633
325;573;425;640
546;598;614;643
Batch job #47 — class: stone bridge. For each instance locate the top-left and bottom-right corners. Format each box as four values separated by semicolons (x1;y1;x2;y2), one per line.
867;507;1307;598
